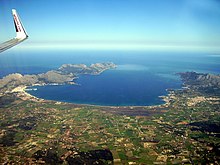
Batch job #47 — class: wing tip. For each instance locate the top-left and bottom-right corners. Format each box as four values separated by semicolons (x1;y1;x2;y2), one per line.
12;9;28;40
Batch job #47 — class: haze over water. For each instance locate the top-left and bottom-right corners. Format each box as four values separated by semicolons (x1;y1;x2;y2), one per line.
1;50;220;106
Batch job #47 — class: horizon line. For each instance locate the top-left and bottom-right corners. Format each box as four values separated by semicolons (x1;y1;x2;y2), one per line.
16;42;220;53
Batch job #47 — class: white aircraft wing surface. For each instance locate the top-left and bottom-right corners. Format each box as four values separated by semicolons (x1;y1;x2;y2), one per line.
0;9;28;53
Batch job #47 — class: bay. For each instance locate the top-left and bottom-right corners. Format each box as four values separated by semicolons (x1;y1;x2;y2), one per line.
27;66;181;106
1;50;220;106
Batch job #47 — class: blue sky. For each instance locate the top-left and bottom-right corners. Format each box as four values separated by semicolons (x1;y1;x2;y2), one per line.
0;0;220;51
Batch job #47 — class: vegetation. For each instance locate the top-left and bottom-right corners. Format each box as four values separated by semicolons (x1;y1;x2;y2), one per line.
0;71;220;164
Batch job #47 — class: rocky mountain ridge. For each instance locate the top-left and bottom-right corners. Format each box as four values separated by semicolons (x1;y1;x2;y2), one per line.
0;62;116;93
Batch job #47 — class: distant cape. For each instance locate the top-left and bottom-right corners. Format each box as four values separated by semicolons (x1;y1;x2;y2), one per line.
0;62;117;93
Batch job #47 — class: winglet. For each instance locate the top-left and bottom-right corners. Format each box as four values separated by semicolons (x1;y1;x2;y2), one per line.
12;9;28;40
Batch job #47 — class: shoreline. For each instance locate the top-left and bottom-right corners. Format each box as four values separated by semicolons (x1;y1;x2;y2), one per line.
0;83;172;117
10;85;45;102
0;62;174;109
14;83;172;109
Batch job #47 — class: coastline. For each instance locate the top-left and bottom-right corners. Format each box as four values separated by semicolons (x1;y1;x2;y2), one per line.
13;82;172;109
1;62;176;110
20;77;174;108
11;85;44;102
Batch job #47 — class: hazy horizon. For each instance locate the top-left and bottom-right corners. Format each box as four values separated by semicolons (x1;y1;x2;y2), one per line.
0;0;220;52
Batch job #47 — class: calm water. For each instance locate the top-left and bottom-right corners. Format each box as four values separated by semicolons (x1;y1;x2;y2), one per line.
1;50;220;106
27;67;181;106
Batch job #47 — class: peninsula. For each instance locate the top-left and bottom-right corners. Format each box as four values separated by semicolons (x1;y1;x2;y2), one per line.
0;62;116;93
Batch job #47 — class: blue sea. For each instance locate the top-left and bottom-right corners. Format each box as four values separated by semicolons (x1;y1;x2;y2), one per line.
0;50;220;106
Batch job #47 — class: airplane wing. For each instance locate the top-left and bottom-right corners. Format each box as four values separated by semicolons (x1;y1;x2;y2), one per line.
0;9;28;53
